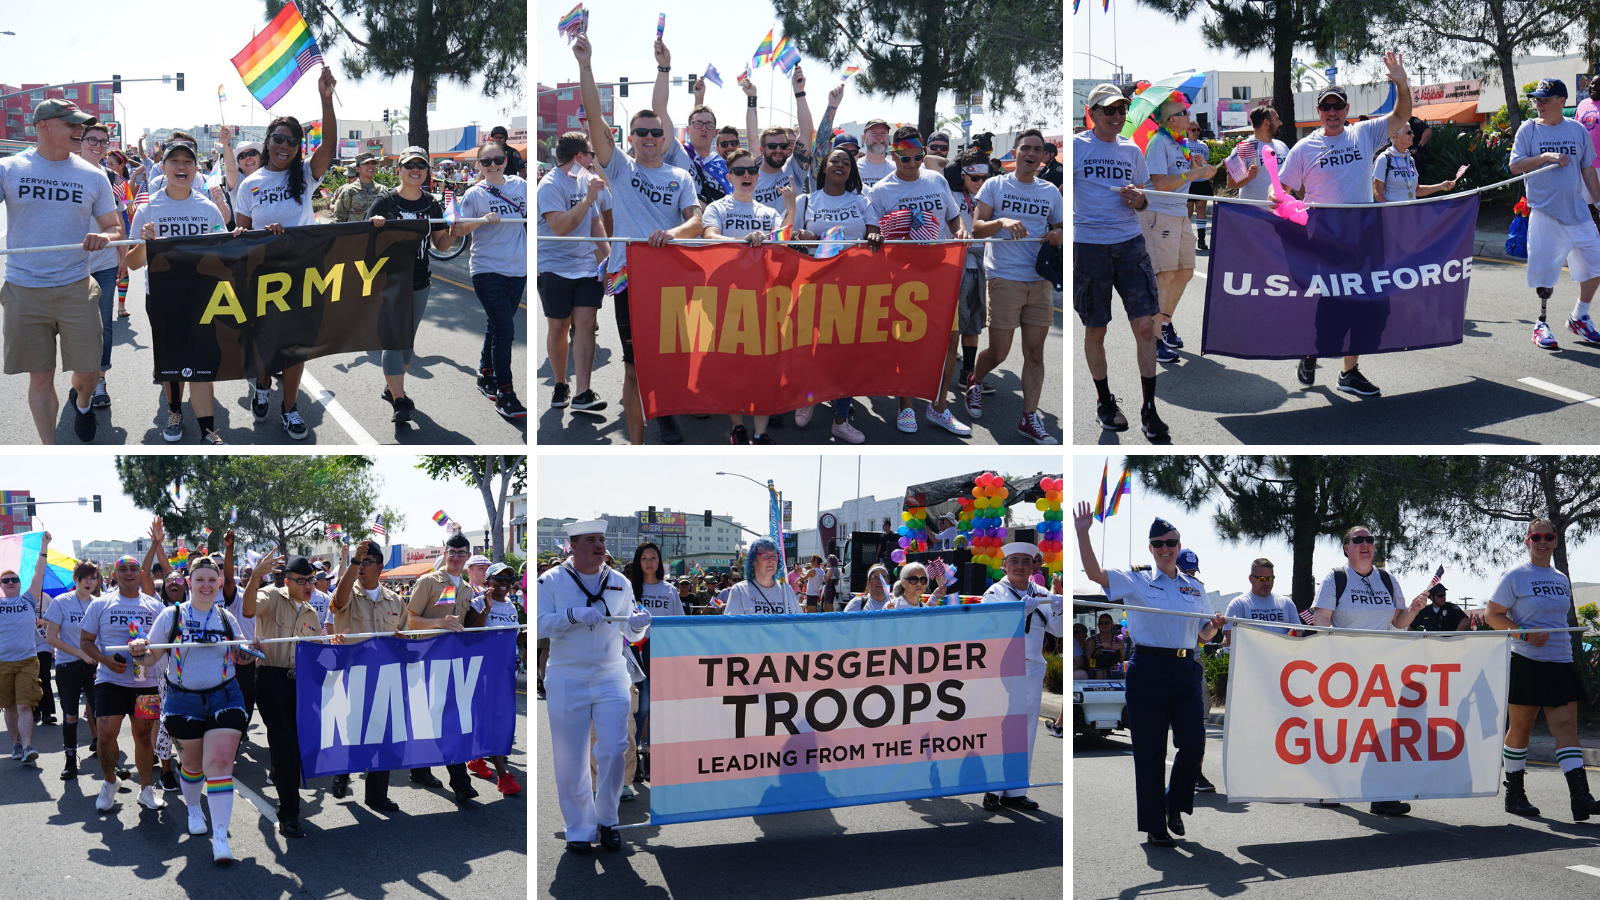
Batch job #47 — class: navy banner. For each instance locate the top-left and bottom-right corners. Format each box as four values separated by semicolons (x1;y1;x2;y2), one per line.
295;630;517;778
1201;194;1480;359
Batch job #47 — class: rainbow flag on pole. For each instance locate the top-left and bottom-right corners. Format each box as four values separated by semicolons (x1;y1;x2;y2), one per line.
230;1;327;110
1108;465;1132;517
751;30;774;68
1092;460;1109;522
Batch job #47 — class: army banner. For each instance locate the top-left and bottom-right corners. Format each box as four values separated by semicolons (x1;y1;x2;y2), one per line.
145;221;426;382
626;243;964;418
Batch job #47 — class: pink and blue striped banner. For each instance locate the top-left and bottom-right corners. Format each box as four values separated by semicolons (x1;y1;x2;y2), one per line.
648;603;1033;825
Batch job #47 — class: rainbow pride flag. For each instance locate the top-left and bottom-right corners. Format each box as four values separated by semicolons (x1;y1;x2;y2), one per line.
432;510;451;527
840;67;860;81
435;584;457;607
751;30;774;68
230;1;327;110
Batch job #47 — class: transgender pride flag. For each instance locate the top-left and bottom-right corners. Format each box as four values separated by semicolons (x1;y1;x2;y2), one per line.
646;603;1033;825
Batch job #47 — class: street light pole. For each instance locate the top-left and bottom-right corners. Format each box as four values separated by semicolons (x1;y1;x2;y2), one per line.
715;470;785;564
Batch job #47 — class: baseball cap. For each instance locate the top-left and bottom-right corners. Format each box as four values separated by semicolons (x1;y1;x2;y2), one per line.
398;145;430;164
1176;549;1200;571
1085;83;1127;110
33;98;97;126
928;132;951;145
355;150;380;165
1528;78;1568;99
1316;85;1349;104
467;554;491;568
486;562;516;581
832;133;860;150
236;141;263;159
863;118;891;134
160;141;198;162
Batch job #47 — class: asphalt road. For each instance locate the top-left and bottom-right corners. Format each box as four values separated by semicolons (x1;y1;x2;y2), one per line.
0;205;527;446
1073;723;1600;900
0;674;528;899
534;688;1064;900
1071;245;1600;445
535;290;1064;446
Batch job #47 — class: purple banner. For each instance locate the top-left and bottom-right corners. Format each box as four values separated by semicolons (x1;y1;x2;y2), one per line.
1201;194;1479;359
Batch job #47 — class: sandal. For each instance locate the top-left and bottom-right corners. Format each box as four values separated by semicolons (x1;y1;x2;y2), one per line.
117;305;129;318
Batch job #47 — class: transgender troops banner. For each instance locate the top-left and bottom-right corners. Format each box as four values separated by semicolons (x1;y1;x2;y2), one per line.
647;603;1033;825
626;243;964;418
294;630;518;778
145;221;427;382
1201;194;1480;359
1224;625;1511;803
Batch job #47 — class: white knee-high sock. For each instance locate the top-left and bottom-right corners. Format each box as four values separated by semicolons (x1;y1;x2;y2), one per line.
205;776;235;834
1558;747;1585;773
179;765;205;809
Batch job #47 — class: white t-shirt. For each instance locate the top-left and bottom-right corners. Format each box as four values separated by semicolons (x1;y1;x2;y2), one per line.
460;176;528;278
1371;147;1419;202
637;580;684;616
1280;118;1391;204
1143;133;1194;217
1490;561;1574;663
600;150;698;274
1313;566;1406;631
857;157;896;189
1072;129;1149;244
722;580;800;615
753;155;808;209
235;160;323;227
1510;118;1597;226
80;592;164;687
975;174;1062;282
951;188;983;270
536;164;603;279
1222;592;1299;635
843;594;892;612
702;196;782;238
129;187;227;244
0;149;118;287
1223;137;1289;203
794;190;870;241
43;592;93;664
865;169;958;239
150;603;244;689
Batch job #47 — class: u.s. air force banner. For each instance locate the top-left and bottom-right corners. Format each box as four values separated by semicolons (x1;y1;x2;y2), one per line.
146;221;426;382
627;243;964;418
1201;194;1479;359
647;603;1032;825
1223;626;1510;803
294;630;517;778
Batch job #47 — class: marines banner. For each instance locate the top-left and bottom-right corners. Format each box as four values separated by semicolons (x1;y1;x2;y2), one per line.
294;630;517;779
627;243;964;418
1201;194;1479;359
146;221;426;382
647;603;1033;825
1224;626;1510;803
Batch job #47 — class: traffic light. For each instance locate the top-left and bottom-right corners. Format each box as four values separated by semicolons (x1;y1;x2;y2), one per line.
176;72;185;91
384;109;390;124
93;494;102;513
688;74;696;93
649;506;657;524
704;510;712;527
26;498;36;519
112;75;121;94
619;76;628;98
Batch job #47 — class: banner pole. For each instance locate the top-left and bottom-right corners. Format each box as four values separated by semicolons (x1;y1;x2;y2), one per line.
1072;596;1590;636
109;622;526;652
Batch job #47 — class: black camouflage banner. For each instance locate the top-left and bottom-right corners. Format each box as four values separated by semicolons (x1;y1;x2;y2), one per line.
146;221;426;382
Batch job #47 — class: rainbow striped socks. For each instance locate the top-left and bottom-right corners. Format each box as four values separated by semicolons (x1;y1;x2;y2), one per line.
205;776;235;833
179;765;205;808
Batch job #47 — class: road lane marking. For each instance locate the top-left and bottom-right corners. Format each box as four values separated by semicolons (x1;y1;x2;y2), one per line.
435;274;528;309
1568;865;1600;878
1517;377;1600;411
300;370;377;445
234;779;277;825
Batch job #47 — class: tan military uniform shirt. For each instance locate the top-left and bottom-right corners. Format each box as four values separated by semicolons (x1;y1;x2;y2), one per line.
253;585;324;669
332;582;407;643
407;570;472;634
332;181;387;223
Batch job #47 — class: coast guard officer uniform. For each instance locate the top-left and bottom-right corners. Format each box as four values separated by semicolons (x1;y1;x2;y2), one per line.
535;519;650;854
979;541;1063;811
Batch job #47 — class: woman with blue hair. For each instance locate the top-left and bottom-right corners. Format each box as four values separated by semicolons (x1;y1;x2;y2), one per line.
722;538;801;615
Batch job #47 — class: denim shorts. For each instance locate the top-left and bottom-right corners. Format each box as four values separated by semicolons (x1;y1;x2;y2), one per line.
1072;236;1160;328
161;677;247;739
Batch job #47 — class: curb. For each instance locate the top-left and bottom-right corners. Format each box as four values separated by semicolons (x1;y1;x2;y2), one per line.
1042;691;1063;723
1473;231;1523;264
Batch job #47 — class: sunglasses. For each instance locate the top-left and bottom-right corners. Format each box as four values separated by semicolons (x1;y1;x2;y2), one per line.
401;161;430;170
903;575;928;584
966;173;988;181
1150;539;1181;548
928;145;949;153
0;577;18;585
1529;533;1558;542
729;164;760;176
1252;575;1276;582
478;156;506;167
237;150;260;160
632;128;666;138
764;142;792;151
267;133;297;145
897;154;926;163
1318;102;1348;112
1346;535;1376;545
718;139;741;148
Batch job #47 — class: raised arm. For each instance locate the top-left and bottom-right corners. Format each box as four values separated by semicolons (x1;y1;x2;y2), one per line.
309;68;337;181
221;530;236;598
575;35;614;169
743;77;759;153
27;531;50;600
1073;502;1109;588
791;65;814;152
1383;51;1413;138
652;39;675;138
141;517;165;595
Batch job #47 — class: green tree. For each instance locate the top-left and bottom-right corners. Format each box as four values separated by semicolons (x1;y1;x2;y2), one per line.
268;0;525;150
1134;0;1375;147
417;456;526;562
771;0;1062;139
114;456;392;559
1375;0;1585;133
1126;456;1410;608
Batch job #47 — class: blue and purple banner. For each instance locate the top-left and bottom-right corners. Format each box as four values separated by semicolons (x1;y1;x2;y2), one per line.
1201;194;1480;359
647;603;1033;825
295;630;517;778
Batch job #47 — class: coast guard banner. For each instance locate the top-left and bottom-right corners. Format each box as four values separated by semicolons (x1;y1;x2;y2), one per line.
1224;626;1510;803
295;630;517;778
648;603;1032;825
1201;194;1479;359
628;243;963;418
146;221;425;382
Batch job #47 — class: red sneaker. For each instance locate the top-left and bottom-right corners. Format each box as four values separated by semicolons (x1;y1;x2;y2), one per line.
496;773;522;796
467;759;494;781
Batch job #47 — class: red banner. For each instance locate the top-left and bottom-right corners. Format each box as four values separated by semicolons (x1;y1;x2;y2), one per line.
628;243;964;418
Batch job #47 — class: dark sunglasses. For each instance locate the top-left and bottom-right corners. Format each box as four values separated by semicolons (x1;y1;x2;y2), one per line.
1150;539;1181;548
839;147;859;158
1346;535;1376;545
764;142;791;151
903;575;928;584
401;161;430;170
0;577;18;585
632;128;666;138
717;139;741;148
267;133;297;145
928;145;948;153
729;164;760;176
1529;532;1558;542
966;172;988;181
237;149;260;160
897;154;926;163
1252;575;1276;582
478;156;506;167
1318;102;1348;111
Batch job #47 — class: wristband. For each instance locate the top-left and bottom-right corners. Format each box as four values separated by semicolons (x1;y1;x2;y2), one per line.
794;91;806;98
748;96;758;108
658;66;670;73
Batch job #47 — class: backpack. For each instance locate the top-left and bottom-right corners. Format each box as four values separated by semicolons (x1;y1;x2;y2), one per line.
167;601;236;646
1330;567;1396;609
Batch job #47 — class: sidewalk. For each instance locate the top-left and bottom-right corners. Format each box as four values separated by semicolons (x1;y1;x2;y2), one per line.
1474;228;1522;264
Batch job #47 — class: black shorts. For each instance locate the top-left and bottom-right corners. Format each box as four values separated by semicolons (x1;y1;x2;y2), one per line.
614;287;636;365
537;271;604;320
1188;180;1215;198
1508;653;1588;707
95;682;160;719
1073;236;1160;329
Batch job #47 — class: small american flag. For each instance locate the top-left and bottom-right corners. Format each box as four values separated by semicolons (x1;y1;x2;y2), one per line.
443;188;460;223
1426;565;1444;589
1237;139;1258;162
294;45;325;75
925;557;947;584
370;514;387;540
1299;606;1316;626
133;186;150;208
878;208;940;241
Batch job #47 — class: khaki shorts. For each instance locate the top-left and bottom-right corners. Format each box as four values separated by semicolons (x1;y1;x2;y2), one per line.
986;277;1055;330
1138;209;1196;273
0;278;102;375
0;656;42;708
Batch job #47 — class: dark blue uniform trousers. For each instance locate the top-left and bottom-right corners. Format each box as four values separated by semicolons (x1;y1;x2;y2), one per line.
1126;650;1204;833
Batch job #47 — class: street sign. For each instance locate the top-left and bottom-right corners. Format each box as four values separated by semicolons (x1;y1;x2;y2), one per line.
954;104;967;115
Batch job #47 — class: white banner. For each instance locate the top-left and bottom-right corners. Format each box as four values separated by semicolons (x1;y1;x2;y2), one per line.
1223;627;1511;803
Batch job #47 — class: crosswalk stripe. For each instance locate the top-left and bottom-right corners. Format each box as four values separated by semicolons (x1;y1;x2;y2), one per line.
233;779;278;825
300;370;377;445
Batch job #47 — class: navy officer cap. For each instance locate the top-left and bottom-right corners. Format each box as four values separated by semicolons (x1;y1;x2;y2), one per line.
1150;518;1179;539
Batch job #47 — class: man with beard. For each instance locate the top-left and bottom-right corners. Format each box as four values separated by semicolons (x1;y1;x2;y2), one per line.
857;119;895;189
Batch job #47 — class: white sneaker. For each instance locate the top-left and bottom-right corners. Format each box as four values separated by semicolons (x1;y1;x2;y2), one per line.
212;834;233;864
188;809;208;835
924;406;972;437
96;781;117;812
896;408;918;433
793;404;814;427
138;785;167;810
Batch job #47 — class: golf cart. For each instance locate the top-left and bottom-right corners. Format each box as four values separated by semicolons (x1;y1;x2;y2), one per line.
1073;583;1127;739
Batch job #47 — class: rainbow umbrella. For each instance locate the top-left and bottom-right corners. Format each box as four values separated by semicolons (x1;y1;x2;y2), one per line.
1;531;79;597
1120;72;1208;153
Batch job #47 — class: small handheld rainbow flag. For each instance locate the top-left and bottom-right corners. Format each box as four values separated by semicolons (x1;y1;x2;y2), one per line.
217;84;226;102
229;1;327;111
656;13;665;38
557;4;584;41
769;223;794;242
435;584;457;607
432;510;452;528
604;266;628;296
840;67;860;82
201;526;213;541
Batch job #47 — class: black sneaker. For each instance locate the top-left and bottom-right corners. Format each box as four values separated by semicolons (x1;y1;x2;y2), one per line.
476;372;498;399
1097;396;1129;432
161;768;179;792
391;396;415;424
495;390;528;420
282;408;309;440
657;415;682;444
1337;366;1380;396
74;404;97;442
251;383;271;419
1195;772;1217;793
1296;357;1317;386
551;383;571;408
730;425;751;444
570;389;606;412
61;754;77;780
1161;321;1184;349
1140;403;1169;439
381;388;394;405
